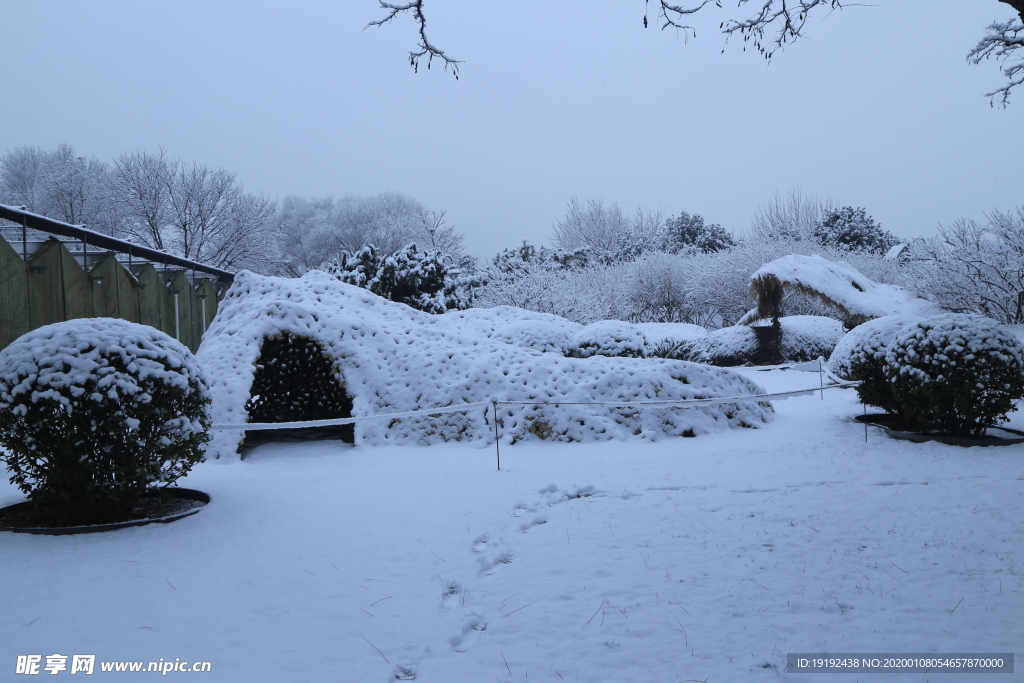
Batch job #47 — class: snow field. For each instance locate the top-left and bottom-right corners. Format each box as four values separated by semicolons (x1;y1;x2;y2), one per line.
2;367;1022;682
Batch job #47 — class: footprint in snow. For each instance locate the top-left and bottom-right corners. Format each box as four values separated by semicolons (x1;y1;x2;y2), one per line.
450;615;487;653
438;580;461;614
471;535;489;554
392;665;416;680
519;515;547;532
479;550;514;574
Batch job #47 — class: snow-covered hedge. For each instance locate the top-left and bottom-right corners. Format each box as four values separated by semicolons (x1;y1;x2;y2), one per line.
197;271;774;457
492;320;576;354
566;320;647;358
0;319;210;525
884;314;1024;437
694;316;845;366
440;307;584;354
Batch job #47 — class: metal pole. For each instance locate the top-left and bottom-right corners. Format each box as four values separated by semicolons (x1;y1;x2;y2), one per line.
863;401;868;442
492;401;501;471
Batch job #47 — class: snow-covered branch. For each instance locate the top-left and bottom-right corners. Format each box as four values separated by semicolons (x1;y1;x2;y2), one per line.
368;0;461;79
968;17;1024;106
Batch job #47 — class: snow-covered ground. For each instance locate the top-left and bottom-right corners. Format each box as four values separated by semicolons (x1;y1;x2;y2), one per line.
3;367;1023;682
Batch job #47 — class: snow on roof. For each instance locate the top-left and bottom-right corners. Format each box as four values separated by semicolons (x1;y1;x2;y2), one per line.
197;271;773;458
746;254;937;324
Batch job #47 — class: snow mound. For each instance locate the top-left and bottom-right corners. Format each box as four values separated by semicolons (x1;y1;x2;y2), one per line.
745;254;938;325
696;316;845;366
197;271;774;457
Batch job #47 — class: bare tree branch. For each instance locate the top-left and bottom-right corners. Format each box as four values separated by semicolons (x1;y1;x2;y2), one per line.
368;0;461;79
370;0;1023;105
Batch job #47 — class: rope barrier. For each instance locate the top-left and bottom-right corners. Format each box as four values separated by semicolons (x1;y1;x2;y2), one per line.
212;401;492;431
211;381;861;431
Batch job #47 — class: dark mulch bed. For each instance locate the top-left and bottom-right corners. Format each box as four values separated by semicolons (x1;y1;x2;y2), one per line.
855;413;1024;447
0;488;209;534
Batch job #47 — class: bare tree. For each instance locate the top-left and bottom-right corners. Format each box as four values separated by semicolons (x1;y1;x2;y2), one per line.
371;1;1024;105
108;149;176;251
553;197;631;253
0;146;49;209
749;188;833;242
163;162;277;272
0;144;113;232
273;191;465;276
909;207;1024;323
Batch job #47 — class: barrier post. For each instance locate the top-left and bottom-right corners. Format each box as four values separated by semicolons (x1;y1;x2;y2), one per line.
492;401;501;471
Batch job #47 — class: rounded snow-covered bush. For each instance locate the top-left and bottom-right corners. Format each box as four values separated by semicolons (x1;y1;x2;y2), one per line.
828;315;913;416
493;320;575;354
0;319;211;525
566;320;646;358
883;314;1024;437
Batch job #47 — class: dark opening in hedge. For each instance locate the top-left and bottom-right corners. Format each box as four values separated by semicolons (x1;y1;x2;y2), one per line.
245;333;354;443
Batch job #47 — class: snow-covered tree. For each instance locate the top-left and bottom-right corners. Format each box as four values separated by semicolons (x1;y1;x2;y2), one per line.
660;211;736;254
325;243;471;313
813;206;897;254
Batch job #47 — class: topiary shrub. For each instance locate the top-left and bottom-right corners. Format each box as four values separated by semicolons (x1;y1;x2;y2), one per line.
883;314;1024;437
565;320;646;359
0;319;210;526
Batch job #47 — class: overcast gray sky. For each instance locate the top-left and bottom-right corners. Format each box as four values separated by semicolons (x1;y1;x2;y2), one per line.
1;1;1020;260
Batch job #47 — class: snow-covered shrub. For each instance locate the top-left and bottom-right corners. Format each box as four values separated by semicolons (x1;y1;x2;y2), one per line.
883;314;1024;437
566;320;646;358
198;271;774;456
828;315;914;416
324;243;467;313
0;319;210;525
695;316;844;366
492;320;575;354
645;339;706;362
